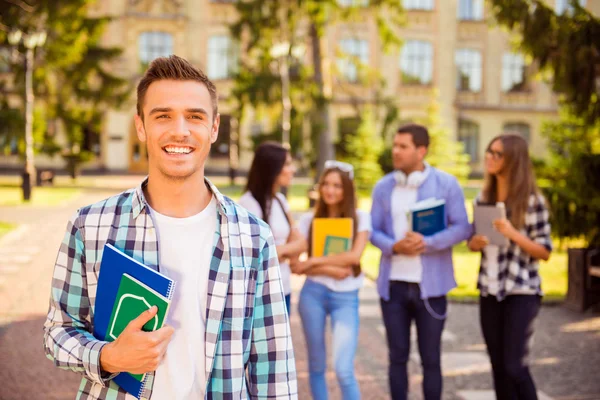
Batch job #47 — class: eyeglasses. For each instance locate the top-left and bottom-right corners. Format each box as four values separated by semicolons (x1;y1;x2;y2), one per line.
324;160;354;179
485;149;504;160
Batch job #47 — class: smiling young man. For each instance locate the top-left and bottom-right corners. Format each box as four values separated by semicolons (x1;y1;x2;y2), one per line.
370;124;471;400
43;55;297;400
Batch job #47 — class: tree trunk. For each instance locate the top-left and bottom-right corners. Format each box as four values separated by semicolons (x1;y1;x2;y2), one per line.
310;23;334;182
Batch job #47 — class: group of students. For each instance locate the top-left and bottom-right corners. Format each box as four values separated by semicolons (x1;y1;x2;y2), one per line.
242;124;552;400
42;55;551;400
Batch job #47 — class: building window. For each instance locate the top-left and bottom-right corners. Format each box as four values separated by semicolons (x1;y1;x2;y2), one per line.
400;40;433;85
336;117;361;158
207;35;238;80
455;49;482;92
402;0;434;10
139;32;173;68
458;120;479;162
458;0;484;20
502;53;528;92
556;0;586;14
504;122;531;143
211;114;231;158
337;39;369;83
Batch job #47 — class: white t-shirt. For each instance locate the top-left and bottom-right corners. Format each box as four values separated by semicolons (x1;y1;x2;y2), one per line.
238;191;292;295
148;196;217;400
297;210;371;292
390;185;423;283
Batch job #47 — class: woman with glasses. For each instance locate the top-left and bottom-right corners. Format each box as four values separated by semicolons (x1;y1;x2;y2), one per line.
292;160;371;400
238;141;306;314
468;134;552;400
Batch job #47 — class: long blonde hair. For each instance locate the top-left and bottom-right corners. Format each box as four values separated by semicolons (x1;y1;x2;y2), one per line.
482;134;539;229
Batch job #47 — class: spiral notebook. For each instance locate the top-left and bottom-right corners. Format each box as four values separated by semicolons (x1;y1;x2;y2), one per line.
94;243;176;399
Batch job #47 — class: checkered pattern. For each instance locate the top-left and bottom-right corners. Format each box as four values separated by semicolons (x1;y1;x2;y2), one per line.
43;178;297;400
477;193;553;301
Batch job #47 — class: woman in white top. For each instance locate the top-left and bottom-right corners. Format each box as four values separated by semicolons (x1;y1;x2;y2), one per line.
292;161;371;400
238;141;306;314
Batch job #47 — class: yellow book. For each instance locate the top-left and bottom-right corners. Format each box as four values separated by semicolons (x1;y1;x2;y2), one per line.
311;218;354;257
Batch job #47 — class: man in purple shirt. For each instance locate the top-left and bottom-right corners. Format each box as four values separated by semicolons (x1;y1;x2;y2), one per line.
370;124;471;400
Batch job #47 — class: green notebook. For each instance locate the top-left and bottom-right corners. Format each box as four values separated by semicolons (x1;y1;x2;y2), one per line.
323;235;351;255
107;273;171;382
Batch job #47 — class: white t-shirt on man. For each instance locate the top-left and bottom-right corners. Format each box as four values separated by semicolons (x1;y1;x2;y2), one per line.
148;196;217;400
238;191;292;295
297;210;371;292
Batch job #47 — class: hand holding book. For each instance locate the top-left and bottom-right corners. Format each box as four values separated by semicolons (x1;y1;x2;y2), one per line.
100;305;174;375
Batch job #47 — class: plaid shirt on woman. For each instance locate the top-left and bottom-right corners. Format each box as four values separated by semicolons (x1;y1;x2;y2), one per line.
476;193;553;301
43;178;297;400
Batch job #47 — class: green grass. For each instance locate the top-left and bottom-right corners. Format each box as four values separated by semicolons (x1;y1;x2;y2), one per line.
360;242;567;302
0;186;81;206
0;221;16;238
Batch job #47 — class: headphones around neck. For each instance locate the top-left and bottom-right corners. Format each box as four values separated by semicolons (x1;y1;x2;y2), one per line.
394;169;427;187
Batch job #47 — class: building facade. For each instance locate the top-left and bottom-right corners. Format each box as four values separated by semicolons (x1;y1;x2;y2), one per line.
2;0;598;175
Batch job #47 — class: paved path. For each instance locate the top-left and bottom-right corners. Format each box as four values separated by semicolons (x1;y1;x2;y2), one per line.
0;188;599;399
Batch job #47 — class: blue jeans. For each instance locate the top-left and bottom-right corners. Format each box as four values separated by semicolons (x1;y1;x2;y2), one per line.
380;281;447;400
298;279;360;400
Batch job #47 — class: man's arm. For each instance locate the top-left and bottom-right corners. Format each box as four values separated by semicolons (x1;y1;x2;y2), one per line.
370;185;396;257
43;212;116;386
423;178;472;253
248;233;297;399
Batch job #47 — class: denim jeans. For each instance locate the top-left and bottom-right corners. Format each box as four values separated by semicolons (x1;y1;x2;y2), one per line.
298;279;360;400
380;281;447;400
480;295;541;400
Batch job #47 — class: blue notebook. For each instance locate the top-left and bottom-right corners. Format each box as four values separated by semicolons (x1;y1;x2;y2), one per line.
94;243;175;399
407;199;446;236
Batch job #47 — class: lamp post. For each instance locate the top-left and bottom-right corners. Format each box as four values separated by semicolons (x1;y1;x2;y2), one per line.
8;29;47;201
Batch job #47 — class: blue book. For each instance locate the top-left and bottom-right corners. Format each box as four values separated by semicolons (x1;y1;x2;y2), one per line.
94;243;175;399
407;199;446;236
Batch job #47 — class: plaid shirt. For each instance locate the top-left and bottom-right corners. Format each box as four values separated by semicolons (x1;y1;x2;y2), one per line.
43;178;297;400
476;193;553;301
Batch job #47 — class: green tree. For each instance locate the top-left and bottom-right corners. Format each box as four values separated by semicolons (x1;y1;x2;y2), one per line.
343;107;383;192
489;0;600;124
231;0;405;175
0;0;129;175
420;98;471;182
537;106;600;246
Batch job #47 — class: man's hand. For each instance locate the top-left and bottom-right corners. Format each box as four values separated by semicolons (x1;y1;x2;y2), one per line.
100;306;174;375
467;234;489;251
393;232;425;256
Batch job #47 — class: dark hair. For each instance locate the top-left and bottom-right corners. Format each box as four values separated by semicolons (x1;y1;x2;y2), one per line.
308;167;358;256
136;55;218;121
396;123;430;148
482;133;540;229
245;141;289;224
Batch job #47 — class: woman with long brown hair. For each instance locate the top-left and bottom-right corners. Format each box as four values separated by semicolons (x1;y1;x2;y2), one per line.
292;161;371;400
468;134;552;400
238;141;306;314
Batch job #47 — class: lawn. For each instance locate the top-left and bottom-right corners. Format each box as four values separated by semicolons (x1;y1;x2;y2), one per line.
0;186;80;207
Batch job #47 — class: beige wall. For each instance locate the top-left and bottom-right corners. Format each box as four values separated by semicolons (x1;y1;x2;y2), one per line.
88;0;600;172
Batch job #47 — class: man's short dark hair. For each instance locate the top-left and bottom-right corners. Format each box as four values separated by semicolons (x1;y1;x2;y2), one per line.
136;55;218;121
396;123;429;148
